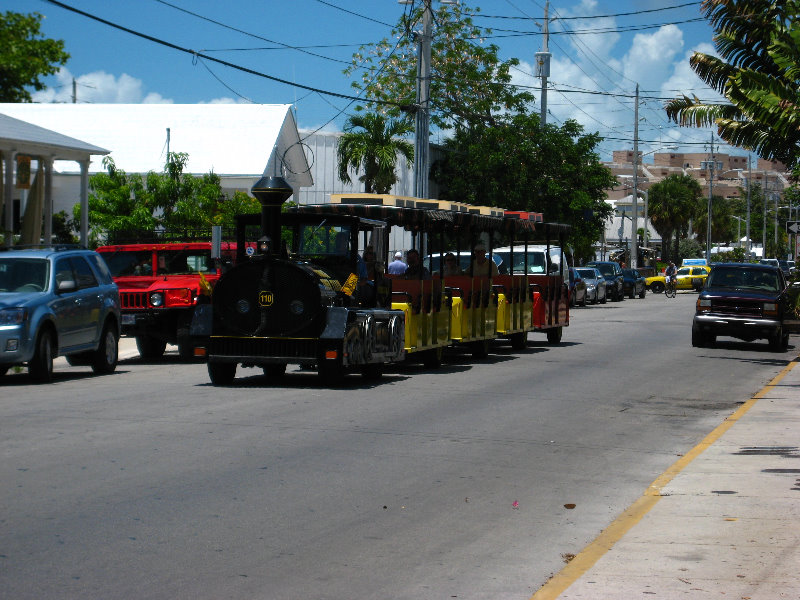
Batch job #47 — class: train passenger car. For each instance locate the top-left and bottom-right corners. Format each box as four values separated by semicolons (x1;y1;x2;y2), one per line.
313;195;571;351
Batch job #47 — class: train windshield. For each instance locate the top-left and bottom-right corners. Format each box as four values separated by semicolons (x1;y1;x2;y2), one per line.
298;223;355;257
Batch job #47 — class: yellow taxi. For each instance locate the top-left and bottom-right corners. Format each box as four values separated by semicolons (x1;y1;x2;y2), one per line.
646;265;712;293
675;265;711;290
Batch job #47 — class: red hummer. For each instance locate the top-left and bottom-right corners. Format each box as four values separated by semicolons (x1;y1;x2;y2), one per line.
96;242;235;359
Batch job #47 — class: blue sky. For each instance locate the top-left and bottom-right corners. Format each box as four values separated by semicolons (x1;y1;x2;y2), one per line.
12;0;728;161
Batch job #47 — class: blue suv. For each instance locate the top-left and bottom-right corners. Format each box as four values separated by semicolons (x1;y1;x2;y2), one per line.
0;247;121;382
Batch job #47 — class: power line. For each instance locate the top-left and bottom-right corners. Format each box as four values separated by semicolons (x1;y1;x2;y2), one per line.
476;2;702;21
311;0;395;28
152;0;355;67
42;0;402;108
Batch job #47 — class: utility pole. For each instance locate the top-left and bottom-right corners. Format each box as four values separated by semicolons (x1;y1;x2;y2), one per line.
630;84;639;269
72;78;77;104
763;174;767;257
703;133;715;260
535;1;551;128
746;154;751;259
412;0;433;199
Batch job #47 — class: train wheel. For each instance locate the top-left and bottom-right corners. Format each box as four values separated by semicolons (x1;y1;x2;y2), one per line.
546;326;563;345
208;362;236;385
510;332;527;350
318;358;344;385
360;364;383;380
422;346;444;368
471;339;490;359
263;364;287;378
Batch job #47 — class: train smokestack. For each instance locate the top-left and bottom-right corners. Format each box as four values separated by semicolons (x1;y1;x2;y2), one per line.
251;176;293;255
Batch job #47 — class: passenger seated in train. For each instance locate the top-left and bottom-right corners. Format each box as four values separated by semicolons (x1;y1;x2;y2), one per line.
403;248;431;280
442;252;462;276
469;244;498;277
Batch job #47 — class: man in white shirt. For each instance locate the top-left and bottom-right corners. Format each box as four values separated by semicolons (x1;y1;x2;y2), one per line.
388;251;407;275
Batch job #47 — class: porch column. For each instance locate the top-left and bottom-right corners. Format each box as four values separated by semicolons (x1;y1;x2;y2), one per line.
79;158;89;248
43;156;54;243
3;150;15;248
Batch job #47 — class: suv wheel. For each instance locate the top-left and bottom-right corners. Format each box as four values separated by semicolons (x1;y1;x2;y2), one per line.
29;329;54;383
136;335;167;360
92;322;119;374
770;329;790;352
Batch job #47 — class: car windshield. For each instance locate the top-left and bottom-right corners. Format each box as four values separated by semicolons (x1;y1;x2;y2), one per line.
0;258;50;292
706;267;781;292
591;264;614;276
101;250;154;276
576;269;596;279
101;249;215;276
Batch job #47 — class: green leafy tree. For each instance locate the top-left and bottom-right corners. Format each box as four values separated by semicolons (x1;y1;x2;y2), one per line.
344;1;534;130
693;194;733;248
337;112;414;194
432;114;616;261
664;0;800;168
0;11;69;102
647;174;704;263
79;154;260;244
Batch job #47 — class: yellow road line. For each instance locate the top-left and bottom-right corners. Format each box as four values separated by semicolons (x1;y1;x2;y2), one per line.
530;358;799;600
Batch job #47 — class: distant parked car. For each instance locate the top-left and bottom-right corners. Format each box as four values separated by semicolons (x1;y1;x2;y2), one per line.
622;268;647;298
0;247;121;382
586;261;625;301
576;267;606;304
778;260;793;277
693;262;790;350
568;267;588;307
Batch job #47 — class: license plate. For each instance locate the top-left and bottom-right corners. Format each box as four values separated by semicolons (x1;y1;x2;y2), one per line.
121;314;136;325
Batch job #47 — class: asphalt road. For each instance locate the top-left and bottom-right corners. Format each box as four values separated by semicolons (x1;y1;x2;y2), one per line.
1;291;794;600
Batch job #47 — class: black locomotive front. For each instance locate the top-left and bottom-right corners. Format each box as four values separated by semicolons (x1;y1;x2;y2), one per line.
209;258;338;361
197;176;404;385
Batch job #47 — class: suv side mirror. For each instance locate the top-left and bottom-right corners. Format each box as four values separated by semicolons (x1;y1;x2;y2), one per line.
57;279;77;293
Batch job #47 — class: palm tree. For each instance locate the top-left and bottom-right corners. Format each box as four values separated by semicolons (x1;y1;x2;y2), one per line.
664;1;800;168
647;175;703;262
337;113;414;194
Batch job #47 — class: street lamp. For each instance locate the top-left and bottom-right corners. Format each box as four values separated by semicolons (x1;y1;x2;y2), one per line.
731;215;744;248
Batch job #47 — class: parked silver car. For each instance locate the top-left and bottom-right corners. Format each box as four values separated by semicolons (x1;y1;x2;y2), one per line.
576;267;607;304
0;247;121;382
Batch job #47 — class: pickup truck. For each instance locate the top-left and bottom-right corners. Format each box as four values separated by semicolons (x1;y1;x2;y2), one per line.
692;263;791;351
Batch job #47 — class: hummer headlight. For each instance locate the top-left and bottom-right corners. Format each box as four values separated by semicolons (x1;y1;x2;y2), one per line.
149;292;164;307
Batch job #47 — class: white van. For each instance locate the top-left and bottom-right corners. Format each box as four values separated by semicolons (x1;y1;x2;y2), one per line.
492;245;568;275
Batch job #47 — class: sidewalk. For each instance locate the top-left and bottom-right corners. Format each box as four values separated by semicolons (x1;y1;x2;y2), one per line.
535;356;800;600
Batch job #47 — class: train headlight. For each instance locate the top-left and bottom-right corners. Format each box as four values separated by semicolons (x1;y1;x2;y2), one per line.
236;299;251;314
289;300;305;315
149;292;164;307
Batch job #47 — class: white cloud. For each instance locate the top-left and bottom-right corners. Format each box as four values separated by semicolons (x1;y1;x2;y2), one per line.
32;68;173;104
621;25;684;89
